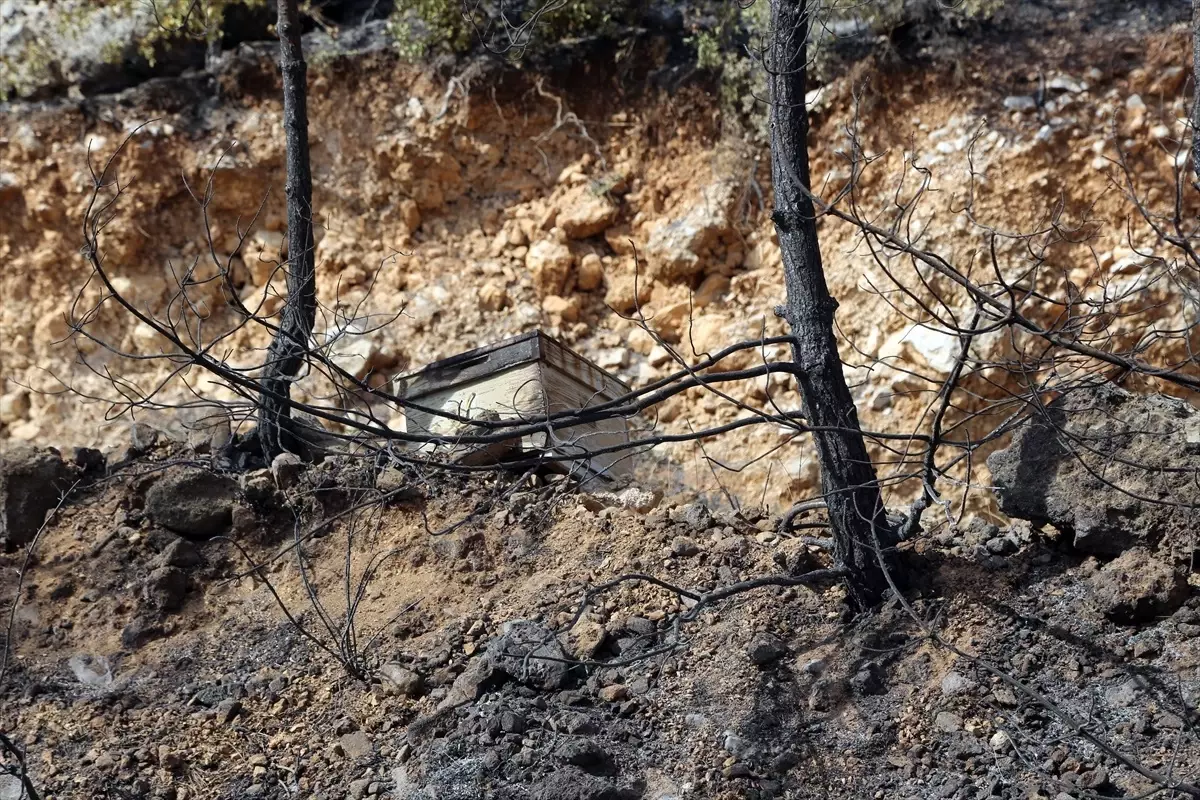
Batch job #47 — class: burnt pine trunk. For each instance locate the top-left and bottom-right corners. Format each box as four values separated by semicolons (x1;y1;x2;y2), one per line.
1193;0;1200;184
258;0;317;459
767;0;896;609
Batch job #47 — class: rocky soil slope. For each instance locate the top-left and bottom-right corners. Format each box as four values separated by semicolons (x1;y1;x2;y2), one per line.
2;3;1196;509
0;421;1198;799
2;3;1199;800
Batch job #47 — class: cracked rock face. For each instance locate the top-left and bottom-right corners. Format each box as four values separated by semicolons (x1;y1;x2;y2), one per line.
987;385;1200;556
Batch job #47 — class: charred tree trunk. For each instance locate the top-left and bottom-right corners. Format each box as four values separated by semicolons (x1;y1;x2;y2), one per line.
767;0;896;609
1192;0;1200;184
257;0;317;459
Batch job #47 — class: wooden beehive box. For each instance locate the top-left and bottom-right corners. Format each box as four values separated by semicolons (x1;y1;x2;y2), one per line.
393;331;633;481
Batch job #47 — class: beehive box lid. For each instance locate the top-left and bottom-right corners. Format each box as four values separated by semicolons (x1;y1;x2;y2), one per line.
395;330;630;402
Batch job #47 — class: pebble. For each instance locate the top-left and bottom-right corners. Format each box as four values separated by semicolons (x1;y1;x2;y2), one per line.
671;536;700;557
940;672;972;696
746;633;787;666
598;684;629;702
933;711;962;732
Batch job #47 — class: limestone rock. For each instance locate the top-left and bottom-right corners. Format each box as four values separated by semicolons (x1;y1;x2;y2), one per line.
693;273;730;307
246;230;284;286
542;294;580;324
580;486;661;514
644;178;737;281
557;184;619;239
0;390;30;424
479;281;508;311
567;620;607;660
526;238;574;296
400;198;422;231
577;253;604;291
603;271;651;314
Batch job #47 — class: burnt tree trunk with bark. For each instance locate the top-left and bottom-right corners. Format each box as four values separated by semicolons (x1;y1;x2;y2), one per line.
767;0;896;609
1192;0;1200;183
258;0;317;459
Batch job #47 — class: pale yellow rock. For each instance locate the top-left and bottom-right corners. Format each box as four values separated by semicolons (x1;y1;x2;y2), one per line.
577;253;604;292
556;184;619;239
526;239;574;296
479;282;508;311
603;271;652;314
542;294;580;324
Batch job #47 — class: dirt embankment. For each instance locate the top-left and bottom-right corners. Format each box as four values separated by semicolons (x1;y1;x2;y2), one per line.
1;10;1195;511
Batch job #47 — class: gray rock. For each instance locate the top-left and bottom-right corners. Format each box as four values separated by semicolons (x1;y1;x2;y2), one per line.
120;616;163;649
270;452;305;489
216;698;242;724
679;502;713;532
802;658;827;677
437;657;492;710
934;711;963;733
849;661;886;695
987;386;1200;555
0;446;72;549
1089;548;1188;624
499;709;526;734
240;469;276;508
145;468;237;539
623;616;655;637
1003;95;1037;111
128;422;159;454
1133;636;1162;659
143;566;188;612
555;739;609;768
670;536;700;557
231;505;258;534
746;633;787;666
644;177;738;281
378;663;423;698
986;536;1016;555
337;731;373;760
68;654;113;688
722;731;754;759
152;538;201;569
808;677;844;712
0;773;26;800
486;619;569;690
531;767;621;800
940;671;972;696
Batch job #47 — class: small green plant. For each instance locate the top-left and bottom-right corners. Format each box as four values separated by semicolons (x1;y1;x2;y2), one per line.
690;30;723;72
680;0;1007;139
387;0;639;60
1;0;266;100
